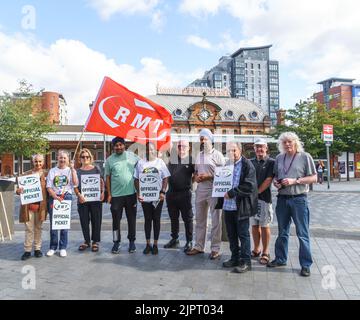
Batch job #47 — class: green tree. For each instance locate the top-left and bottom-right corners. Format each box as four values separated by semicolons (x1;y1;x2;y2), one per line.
0;80;56;174
273;101;360;181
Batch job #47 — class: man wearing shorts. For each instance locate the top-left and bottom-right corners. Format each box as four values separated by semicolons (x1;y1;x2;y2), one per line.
250;138;275;265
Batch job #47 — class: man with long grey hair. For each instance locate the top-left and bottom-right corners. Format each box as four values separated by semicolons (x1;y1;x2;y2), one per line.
267;132;317;277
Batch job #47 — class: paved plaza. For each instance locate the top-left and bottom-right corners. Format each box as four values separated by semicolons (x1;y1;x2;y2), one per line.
1;181;360;300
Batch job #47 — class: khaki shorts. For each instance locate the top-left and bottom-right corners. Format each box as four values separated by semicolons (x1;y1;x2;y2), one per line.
250;200;273;227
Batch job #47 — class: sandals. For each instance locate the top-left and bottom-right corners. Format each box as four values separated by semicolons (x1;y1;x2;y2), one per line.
251;250;261;259
91;243;99;252
78;243;90;251
259;253;270;265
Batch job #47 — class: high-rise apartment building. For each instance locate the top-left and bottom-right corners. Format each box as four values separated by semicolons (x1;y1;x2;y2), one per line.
188;45;280;125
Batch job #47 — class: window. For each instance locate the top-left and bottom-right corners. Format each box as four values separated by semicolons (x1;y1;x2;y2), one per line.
223;75;227;81
251;77;254;83
270;91;279;98
23;156;31;172
251;63;254;69
270;85;279;91
258;71;261;76
270;78;278;84
251;70;254;75
258;64;261;69
214;73;221;81
251;84;255;90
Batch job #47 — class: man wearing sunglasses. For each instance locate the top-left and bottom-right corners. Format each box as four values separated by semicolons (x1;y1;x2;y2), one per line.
164;140;195;253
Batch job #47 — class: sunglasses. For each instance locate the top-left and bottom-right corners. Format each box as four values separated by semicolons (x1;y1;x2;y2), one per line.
81;156;90;159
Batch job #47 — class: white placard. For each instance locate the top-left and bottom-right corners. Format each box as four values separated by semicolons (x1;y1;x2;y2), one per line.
212;165;234;197
18;174;43;205
139;173;161;202
51;200;71;230
81;174;101;202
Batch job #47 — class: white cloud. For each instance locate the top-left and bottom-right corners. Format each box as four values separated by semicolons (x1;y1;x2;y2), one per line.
180;0;360;101
186;35;213;50
88;0;160;20
151;10;165;32
0;31;191;124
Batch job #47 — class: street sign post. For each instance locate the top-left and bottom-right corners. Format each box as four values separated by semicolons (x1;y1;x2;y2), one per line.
323;125;333;189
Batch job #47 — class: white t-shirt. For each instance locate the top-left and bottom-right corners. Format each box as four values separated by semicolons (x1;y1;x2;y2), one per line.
134;158;171;203
46;167;75;195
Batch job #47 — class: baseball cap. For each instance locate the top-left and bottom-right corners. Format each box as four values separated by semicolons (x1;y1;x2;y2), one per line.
254;138;268;145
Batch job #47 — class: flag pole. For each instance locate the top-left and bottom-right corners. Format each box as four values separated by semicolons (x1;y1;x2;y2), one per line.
72;126;86;163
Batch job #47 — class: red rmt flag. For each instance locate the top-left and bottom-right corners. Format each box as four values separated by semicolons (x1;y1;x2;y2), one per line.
85;77;173;150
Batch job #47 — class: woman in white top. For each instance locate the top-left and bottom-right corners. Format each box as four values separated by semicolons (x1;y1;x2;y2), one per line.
46;150;78;257
134;142;170;255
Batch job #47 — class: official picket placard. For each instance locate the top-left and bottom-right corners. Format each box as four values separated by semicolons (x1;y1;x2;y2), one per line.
18;174;43;205
212;165;234;197
52;200;71;230
81;174;101;202
139;173;161;202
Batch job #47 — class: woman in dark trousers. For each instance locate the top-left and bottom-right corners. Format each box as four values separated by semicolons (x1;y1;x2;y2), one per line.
134;142;170;255
74;148;104;252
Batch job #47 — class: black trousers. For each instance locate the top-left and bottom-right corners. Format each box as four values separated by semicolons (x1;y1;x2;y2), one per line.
224;210;251;265
110;193;137;242
166;190;193;242
141;201;164;241
78;202;102;243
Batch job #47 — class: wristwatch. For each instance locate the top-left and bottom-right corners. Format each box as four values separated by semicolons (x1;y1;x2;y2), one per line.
296;178;301;185
160;190;166;195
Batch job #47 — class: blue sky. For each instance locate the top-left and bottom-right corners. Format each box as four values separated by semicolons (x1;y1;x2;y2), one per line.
1;0;359;124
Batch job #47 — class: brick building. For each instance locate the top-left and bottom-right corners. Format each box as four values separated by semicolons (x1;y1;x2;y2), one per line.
314;78;360;179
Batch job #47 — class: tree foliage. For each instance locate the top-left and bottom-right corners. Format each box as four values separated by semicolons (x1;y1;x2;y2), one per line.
273;101;360;159
0;80;56;167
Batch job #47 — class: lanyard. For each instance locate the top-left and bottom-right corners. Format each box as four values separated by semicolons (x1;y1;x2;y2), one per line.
283;153;297;175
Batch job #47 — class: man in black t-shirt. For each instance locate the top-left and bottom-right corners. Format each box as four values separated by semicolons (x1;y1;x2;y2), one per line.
164;140;195;253
250;138;275;265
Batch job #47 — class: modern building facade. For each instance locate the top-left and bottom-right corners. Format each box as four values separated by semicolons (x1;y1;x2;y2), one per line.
315;78;360;110
314;77;360;179
188;45;280;125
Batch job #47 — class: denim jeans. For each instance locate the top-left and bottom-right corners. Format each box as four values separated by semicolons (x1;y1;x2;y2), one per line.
49;193;72;250
274;195;313;268
224;211;251;265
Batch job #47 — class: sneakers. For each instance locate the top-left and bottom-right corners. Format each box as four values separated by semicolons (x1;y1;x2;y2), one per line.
111;242;121;254
143;244;152;255
183;241;193;253
21;252;31;261
233;263;252;274
128;241;136;253
164;238;179;249
300;267;311;277
267;259;287;268
60;249;67;257
152;245;159;255
46;249;56;257
222;259;240;268
34;250;43;258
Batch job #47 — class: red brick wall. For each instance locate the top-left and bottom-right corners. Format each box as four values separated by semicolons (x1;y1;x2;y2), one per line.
0;154;13;176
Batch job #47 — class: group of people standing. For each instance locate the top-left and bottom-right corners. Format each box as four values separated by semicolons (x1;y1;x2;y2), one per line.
17;130;317;277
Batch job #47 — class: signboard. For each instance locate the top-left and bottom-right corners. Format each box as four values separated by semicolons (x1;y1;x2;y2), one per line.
18;174;43;205
81;174;101;202
52;200;71;230
212;165;234;197
323;124;333;142
139;173;161;202
339;161;346;175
